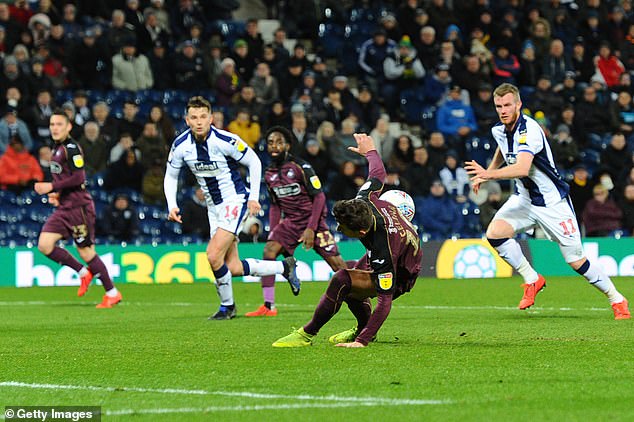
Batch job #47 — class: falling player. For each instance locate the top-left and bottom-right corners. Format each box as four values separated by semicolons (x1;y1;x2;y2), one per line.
34;110;122;308
465;83;629;319
245;126;347;317
272;133;422;347
164;96;299;320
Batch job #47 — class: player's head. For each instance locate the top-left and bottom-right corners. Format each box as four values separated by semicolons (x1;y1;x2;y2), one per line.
332;199;373;238
185;96;212;141
493;83;522;128
265;126;294;163
49;109;72;143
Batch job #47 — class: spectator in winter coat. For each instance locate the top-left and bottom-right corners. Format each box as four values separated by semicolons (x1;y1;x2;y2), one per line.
0;105;33;154
99;193;139;242
582;183;623;237
382;36;425;115
594;41;625;88
111;41;153;91
419;180;462;240
403;146;435;198
439;151;469;201
77;122;108;176
491;44;520;86
357;28;397;96
0;135;43;192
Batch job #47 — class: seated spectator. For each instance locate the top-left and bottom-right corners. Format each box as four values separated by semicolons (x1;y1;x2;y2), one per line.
230;38;256;83
110;133;138;164
173;40;206;91
37;144;52;181
551;124;579;170
491;44;520;86
212;110;225;131
439;151;469;202
91;101;119;146
471;83;497;131
620;184;634;236
149;105;176;142
250;62;279;107
387;134;415;174
323;88;350;131
71;90;92;125
426;131;449;174
328;161;364;201
215;57;242;108
266;100;289;129
357;28;397;96
77;122;109;176
418;180;462;240
0;135;43;192
227;108;261;148
117;100;143;140
383;167;410;194
582;184;623;237
182;187;210;239
233;85;264;123
542;39;572;92
422;63;452;107
141;159;164;205
355;85;381;133
24;89;53;144
479;181;503;229
601;132;630;180
61;101;83;140
436;85;477;157
528;75;564;118
369;115;393;160
574;85;614;148
594;41;625;88
111;38;153;91
99;193;139;242
404;146;435;198
300;138;335;185
238;216;266;243
330;118;364;167
558;72;581;105
104;148;144;192
136;122;167;170
0;102;34;154
382;35;425;116
610;90;634;142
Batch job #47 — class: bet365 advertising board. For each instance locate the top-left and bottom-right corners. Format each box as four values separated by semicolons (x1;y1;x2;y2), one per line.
0;238;632;287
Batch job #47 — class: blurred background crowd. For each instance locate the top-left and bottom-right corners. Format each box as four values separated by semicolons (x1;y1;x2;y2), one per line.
0;0;633;246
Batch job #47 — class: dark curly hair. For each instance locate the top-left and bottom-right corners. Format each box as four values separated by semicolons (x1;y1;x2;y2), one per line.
264;125;296;146
332;199;373;232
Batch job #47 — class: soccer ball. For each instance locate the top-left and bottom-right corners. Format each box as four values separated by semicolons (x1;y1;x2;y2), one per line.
453;244;497;278
379;190;415;221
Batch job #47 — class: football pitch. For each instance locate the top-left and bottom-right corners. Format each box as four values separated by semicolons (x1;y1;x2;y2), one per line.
1;277;633;421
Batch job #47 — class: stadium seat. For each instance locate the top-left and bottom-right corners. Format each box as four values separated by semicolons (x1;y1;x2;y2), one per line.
465;136;495;166
317;23;345;58
139;219;163;236
458;201;482;239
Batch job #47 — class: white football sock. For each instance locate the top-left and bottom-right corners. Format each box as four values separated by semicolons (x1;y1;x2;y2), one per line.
213;265;234;306
105;287;119;297
244;258;284;276
577;260;624;304
491;238;538;283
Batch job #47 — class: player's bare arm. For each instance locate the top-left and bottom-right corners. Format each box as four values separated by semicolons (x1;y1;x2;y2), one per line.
466;151;533;184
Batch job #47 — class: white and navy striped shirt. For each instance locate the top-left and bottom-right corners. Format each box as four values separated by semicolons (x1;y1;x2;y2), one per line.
166;126;260;208
491;113;569;207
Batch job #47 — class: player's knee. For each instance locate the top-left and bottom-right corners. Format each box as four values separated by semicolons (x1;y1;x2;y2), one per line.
37;239;53;255
207;252;224;270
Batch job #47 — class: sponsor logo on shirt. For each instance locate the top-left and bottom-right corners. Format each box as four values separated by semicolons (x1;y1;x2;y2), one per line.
378;272;393;290
310;175;321;189
72;154;84;168
236;140;247;152
194;161;219;172
272;183;301;198
50;162;63;174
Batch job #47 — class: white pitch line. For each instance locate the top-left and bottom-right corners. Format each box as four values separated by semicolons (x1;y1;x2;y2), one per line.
0;381;450;406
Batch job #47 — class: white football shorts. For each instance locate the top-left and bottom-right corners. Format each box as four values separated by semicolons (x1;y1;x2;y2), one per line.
207;198;249;238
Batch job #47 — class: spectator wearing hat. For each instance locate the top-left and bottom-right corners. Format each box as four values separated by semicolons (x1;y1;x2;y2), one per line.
31;43;65;90
568;163;594;226
123;0;143;31
24;89;54;144
99;193;139;242
517;40;541;91
422;62;452;107
414;26;440;73
357;28;397;96
574;85;614;148
173;39;206;91
107;9;136;55
542;39;572;92
403;146;435;198
260;43;286;83
0;55;30;102
418;179;463;241
577;10;606;57
551;124;579;170
379;13;402;43
148;39;173;90
250;62;279;107
354;85;381;133
382;35;425;116
594;41;625;88
558;71;580;104
68;29;109;90
0;104;33;154
583;183;623;237
435;84;477;158
230;38;256;83
0;134;43;192
550;8;576;51
571;36;595;83
111;39;153;91
77;121;109;176
491;44;520;86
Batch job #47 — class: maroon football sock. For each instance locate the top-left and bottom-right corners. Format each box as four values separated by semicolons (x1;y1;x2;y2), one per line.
46;246;83;272
87;255;115;291
304;270;351;335
344;297;372;330
261;274;275;288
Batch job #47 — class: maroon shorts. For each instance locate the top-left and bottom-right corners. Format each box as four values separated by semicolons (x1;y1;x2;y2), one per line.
352;253;417;300
41;203;96;247
268;219;340;258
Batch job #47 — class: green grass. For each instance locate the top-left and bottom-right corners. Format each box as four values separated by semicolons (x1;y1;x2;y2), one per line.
1;277;633;421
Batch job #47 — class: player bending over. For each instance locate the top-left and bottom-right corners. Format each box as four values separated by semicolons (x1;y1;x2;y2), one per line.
465;83;629;319
245;126;347;317
272;133;422;347
164;96;300;320
34;110;121;308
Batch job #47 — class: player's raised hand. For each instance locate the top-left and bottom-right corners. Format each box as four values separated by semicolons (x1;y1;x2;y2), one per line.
298;227;315;250
247;200;261;216
168;207;182;223
34;182;53;195
349;133;376;155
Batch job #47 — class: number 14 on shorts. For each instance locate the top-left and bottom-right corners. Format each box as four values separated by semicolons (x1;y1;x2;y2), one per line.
225;205;239;219
559;218;577;236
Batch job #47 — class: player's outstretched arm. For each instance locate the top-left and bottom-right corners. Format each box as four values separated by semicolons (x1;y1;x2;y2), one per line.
164;164;182;223
350;133;386;182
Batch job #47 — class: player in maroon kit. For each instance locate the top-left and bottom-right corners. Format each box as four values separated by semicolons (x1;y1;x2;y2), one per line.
34;110;122;308
245;126;347;317
273;133;422;347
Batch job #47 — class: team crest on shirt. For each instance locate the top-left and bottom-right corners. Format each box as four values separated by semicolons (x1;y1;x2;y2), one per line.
72;154;84;168
518;129;527;145
378;272;393;290
505;153;517;164
236;140;247;152
287;169;295;178
310;175;321;189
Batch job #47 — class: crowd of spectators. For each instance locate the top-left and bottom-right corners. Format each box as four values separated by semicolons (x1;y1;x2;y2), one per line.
1;0;634;243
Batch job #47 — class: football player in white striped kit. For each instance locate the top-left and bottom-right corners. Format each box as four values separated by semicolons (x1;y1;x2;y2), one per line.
164;97;300;320
465;83;629;319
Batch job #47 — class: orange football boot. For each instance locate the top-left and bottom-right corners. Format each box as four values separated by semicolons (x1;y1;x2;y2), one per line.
96;291;122;308
245;304;278;317
519;274;546;310
77;270;93;297
612;299;631;320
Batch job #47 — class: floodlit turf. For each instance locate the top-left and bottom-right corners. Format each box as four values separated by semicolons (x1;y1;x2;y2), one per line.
1;276;633;421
